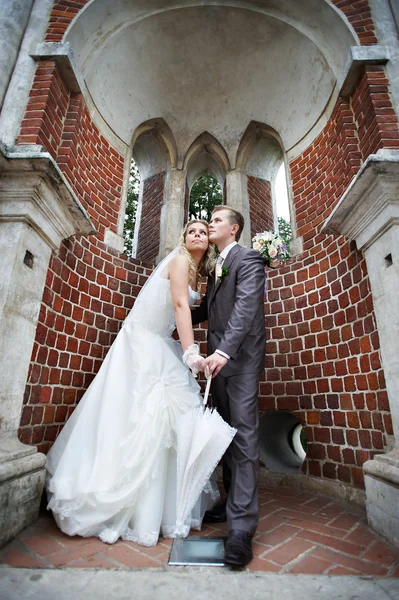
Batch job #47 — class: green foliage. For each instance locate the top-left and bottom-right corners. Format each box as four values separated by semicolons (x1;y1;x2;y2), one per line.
300;427;308;452
189;174;223;221
123;161;140;256
278;216;292;260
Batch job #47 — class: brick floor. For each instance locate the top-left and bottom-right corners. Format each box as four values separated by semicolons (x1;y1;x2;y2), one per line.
1;486;399;575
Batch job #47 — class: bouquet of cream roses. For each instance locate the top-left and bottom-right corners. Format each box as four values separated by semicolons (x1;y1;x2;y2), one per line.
252;230;290;266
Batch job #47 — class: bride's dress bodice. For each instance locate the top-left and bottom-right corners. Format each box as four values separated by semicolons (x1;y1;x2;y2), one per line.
126;279;200;338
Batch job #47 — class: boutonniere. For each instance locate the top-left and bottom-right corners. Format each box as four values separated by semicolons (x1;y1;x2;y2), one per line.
218;266;229;281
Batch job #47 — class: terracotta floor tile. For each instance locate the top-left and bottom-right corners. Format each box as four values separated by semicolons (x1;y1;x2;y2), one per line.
256;524;300;547
157;552;170;563
19;531;64;556
286;554;333;574
327;514;362;530
287;519;347;539
123;541;167;557
258;504;281;518
362;540;399;567
302;498;334;511
49;533;103;550
252;541;271;557
2;487;399;577
344;523;379;547
263;538;314;566
257;514;288;532
313;547;389;576
297;529;364;556
103;544;160;568
65;554;118;569
0;541;47;569
276;509;331;525
247;557;281;572
45;540;109;567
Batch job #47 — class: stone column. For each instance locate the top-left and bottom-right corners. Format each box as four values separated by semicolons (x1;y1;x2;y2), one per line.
0;0;53;146
0;148;94;547
0;0;34;110
159;168;186;259
322;149;399;548
225;170;251;247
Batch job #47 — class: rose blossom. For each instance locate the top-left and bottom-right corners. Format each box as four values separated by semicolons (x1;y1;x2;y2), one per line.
269;247;278;258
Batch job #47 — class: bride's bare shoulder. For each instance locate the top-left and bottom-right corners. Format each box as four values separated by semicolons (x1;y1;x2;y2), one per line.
168;254;189;278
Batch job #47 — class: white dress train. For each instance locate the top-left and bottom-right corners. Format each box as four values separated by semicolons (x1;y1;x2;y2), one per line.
46;250;235;546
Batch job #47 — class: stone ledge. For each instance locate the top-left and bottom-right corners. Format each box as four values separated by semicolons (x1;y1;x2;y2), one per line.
322;149;399;250
339;45;389;97
364;449;399;487
0;145;95;248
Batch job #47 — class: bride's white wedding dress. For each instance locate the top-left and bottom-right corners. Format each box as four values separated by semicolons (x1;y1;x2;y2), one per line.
46;249;235;546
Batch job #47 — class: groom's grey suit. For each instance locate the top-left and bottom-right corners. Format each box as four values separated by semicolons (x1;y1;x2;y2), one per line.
192;244;266;534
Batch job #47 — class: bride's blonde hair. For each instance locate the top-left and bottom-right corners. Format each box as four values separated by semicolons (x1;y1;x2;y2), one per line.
178;219;215;288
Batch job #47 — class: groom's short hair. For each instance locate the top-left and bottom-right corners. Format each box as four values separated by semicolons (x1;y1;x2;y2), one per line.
212;205;244;242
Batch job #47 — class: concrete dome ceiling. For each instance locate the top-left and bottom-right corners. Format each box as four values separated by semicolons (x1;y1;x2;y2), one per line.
66;0;358;162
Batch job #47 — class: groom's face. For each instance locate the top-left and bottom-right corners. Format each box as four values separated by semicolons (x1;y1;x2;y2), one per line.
209;210;237;248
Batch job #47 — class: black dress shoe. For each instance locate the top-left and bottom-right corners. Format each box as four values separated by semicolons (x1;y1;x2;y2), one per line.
224;529;253;567
203;502;227;523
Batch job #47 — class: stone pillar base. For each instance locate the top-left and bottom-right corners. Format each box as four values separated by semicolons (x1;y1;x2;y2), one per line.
0;438;46;548
364;450;399;549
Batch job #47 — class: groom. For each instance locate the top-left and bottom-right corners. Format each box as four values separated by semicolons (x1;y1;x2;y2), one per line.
191;205;266;566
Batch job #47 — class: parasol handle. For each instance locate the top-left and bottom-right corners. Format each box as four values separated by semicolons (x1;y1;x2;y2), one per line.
203;375;212;408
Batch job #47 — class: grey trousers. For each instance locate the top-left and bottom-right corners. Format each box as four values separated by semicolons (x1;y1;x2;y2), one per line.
211;372;260;535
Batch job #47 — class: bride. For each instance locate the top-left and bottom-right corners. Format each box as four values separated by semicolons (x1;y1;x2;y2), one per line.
46;220;235;546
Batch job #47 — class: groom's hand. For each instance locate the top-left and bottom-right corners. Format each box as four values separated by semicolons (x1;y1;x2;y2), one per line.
205;353;227;378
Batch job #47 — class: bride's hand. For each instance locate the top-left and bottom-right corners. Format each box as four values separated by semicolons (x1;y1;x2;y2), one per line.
183;344;206;377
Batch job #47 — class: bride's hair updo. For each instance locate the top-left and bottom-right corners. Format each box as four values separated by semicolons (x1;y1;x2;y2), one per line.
179;219;215;287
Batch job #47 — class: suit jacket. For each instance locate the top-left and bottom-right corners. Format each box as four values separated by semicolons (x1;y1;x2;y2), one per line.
191;244;266;377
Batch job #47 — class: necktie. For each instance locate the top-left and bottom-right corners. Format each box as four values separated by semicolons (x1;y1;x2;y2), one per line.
215;255;224;279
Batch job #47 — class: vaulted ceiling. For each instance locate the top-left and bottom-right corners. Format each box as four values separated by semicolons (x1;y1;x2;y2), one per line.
66;0;358;164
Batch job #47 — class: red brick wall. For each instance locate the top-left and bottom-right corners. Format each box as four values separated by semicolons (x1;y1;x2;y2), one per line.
351;66;399;158
293;99;360;245
261;238;391;488
20;236;151;454
331;0;377;44
45;0;90;42
18;61;69;159
18;71;124;239
257;71;399;488
136;172;165;264
294;73;399;247
57;93;124;238
247;176;274;238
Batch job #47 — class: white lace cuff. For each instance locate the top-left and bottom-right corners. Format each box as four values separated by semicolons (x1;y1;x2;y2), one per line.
182;344;203;377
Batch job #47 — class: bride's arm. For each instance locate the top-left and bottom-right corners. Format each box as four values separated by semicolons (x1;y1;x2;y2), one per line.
169;255;195;352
